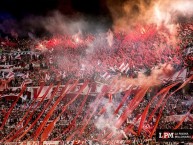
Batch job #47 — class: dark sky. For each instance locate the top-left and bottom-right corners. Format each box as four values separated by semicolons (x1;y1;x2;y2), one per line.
0;0;113;37
0;0;111;19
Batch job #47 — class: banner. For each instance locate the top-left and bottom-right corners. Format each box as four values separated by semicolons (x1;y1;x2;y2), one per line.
3;142;39;145
34;86;53;101
1;82;101;100
164;114;193;122
4;143;18;145
26;141;39;145
43;141;63;145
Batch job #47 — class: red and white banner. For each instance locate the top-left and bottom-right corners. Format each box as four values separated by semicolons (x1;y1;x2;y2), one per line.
4;142;18;145
165;114;193;122
21;79;33;88
27;141;39;145
101;72;111;80
4;142;39;145
34;86;53;101
15;54;21;60
2;82;101;100
43;141;62;145
6;71;14;80
17;141;28;145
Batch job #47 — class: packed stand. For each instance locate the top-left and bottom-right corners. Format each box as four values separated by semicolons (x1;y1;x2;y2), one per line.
0;23;192;144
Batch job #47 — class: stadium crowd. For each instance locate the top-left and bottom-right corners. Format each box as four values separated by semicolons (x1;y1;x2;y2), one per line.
0;81;193;144
0;25;184;89
0;23;193;145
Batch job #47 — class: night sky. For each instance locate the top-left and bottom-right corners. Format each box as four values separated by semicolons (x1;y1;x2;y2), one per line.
0;0;113;37
0;0;111;19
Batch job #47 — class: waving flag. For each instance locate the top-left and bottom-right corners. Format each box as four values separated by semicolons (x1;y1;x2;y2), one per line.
21;79;32;88
101;72;111;80
119;62;125;70
6;71;14;80
45;73;51;82
33;86;53;101
15;54;21;60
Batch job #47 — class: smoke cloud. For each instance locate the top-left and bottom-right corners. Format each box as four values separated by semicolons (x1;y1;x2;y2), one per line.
107;0;193;32
0;11;110;38
95;98;128;139
109;63;175;94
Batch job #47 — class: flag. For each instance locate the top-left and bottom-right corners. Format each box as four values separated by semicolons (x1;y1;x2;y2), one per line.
101;72;111;80
35;86;53;101
45;73;51;82
62;71;66;79
109;67;116;72
21;79;32;88
25;72;29;79
125;65;130;73
6;71;14;80
2;55;6;62
49;57;53;64
15;54;21;60
20;94;27;101
120;63;129;73
119;62;125;70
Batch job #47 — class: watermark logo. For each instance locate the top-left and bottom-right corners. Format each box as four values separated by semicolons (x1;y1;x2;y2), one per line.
159;132;174;139
156;129;193;142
